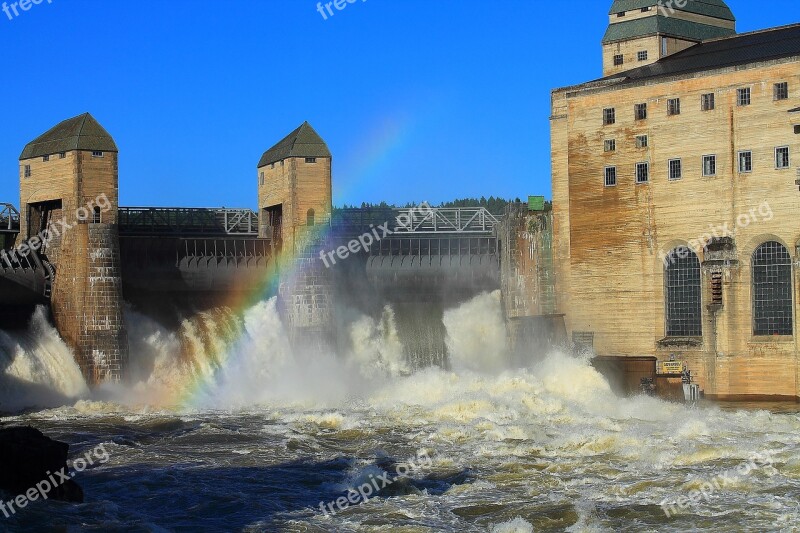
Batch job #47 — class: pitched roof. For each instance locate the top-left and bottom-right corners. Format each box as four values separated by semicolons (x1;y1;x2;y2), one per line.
257;122;331;168
600;23;800;85
603;15;735;44
20;113;118;160
609;0;735;21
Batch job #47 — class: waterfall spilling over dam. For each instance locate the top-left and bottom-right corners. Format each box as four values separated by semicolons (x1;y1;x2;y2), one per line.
0;291;510;411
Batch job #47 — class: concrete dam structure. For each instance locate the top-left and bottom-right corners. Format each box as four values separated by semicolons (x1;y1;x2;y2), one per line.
0;113;556;385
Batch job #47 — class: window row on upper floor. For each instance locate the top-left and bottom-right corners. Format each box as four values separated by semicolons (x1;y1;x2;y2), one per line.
601;82;791;125
603;147;792;187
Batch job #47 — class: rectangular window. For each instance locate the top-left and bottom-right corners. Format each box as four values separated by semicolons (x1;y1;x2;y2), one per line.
661;37;668;56
635;103;647;120
703;155;717;177
91;151;104;158
774;82;789;101
636;135;648;148
637;50;648;61
58;152;66;159
604;139;616;152
701;93;715;111
668;159;682;180
259;171;264;185
636;162;649;184
603;108;616;125
738;151;753;173
617;12;625;17
613;54;624;66
667;98;681;116
605;166;617;187
42;155;49;162
305;157;317;164
737;88;751;106
24;165;31;178
795;125;800;135
776;146;790;169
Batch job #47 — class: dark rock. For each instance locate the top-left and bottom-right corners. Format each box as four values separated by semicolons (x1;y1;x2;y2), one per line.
0;426;84;503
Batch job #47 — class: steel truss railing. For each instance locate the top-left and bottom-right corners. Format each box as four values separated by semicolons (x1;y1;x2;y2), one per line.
0;203;20;233
119;207;258;236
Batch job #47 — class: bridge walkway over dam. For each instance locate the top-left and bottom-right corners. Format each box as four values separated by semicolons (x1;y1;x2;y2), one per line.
0;204;502;304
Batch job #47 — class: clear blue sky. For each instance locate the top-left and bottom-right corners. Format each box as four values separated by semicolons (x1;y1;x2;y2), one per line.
0;0;796;208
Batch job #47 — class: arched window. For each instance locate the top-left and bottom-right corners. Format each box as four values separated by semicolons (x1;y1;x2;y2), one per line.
92;206;101;224
306;209;315;227
665;247;702;336
752;241;793;336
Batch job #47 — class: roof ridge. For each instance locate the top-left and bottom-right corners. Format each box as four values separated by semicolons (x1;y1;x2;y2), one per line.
703;21;800;43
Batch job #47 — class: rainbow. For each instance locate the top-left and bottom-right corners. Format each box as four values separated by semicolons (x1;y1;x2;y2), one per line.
160;113;420;409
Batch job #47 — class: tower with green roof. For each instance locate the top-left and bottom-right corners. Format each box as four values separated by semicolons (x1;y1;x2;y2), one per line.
603;0;736;76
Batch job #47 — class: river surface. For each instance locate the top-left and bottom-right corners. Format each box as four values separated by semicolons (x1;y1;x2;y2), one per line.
1;293;799;532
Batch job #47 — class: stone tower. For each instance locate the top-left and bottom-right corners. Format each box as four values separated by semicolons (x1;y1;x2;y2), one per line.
603;0;735;76
19;113;128;384
257;122;334;350
257;121;332;255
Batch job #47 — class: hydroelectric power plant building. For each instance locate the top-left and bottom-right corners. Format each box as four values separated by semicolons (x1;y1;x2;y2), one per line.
551;1;800;399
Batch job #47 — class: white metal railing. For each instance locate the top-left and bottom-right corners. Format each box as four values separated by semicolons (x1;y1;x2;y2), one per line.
391;207;499;234
0;203;20;233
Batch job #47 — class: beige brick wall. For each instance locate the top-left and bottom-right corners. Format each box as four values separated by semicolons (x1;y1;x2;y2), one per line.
19;149;126;384
257;156;331;254
552;57;800;399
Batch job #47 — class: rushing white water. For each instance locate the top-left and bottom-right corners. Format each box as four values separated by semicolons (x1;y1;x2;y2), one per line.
0;306;88;411
2;292;800;531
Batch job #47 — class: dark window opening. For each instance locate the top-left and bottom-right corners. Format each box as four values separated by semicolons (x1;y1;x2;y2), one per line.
775;82;789;101
737;88;751;106
753;241;793;336
711;272;723;307
603;108;616;125
305;157;317;164
613;54;624;66
635;103;647;120
307;208;315;227
636;162;649;184
92;206;101;224
701;93;715;111
665;247;702;336
604;166;617;187
667;98;681;116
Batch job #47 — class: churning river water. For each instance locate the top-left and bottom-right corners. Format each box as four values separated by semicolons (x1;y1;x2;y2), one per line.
1;292;799;532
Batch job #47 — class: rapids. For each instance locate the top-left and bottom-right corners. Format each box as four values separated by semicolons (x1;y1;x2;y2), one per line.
0;293;799;531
